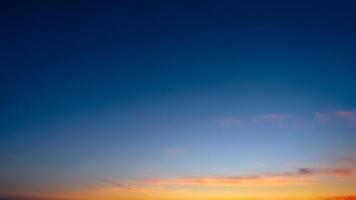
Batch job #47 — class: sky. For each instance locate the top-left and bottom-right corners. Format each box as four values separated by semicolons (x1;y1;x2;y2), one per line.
1;0;356;200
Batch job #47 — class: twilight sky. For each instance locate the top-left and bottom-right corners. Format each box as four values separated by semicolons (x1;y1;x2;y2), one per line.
1;1;356;200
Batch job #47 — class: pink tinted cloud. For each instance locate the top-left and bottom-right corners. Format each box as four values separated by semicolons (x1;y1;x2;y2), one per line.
294;168;352;177
165;148;185;156
335;110;356;125
315;110;356;125
253;114;291;122
339;156;356;166
251;114;295;128
219;117;241;126
147;167;353;187
98;167;353;190
219;113;301;128
315;112;332;122
323;196;356;200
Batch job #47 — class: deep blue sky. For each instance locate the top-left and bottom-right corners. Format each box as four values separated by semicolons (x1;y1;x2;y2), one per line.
1;0;356;197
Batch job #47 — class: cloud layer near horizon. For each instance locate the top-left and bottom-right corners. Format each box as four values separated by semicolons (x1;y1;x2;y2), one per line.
146;167;352;187
218;109;356;127
96;167;353;190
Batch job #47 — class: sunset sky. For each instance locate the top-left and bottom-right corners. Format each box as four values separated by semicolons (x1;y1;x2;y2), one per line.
1;1;356;200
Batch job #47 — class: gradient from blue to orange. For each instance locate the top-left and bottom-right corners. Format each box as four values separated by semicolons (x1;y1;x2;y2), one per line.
1;1;356;199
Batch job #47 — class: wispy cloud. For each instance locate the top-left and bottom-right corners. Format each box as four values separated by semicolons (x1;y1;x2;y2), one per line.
315;112;332;122
323;196;356;200
97;167;353;190
338;156;356;166
218;114;293;127
147;167;352;187
218;117;241;126
96;179;127;188
219;109;356;128
294;167;352;177
252;114;292;122
335;110;356;125
251;113;295;128
95;178;145;192
315;110;356;125
165;148;185;156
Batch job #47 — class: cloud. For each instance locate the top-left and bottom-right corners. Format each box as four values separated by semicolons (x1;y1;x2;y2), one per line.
315;112;332;122
97;179;126;188
98;167;353;190
253;114;291;122
251;113;295;128
315;110;356;125
147;175;303;187
323;196;356;200
147;167;352;187
218;114;293;127
165;148;185;156
335;110;356;125
295;168;352;177
338;156;356;166
219;117;241;126
218;110;356;128
95;178;145;192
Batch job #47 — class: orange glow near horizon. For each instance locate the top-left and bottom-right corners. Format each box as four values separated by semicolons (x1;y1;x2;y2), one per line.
4;169;355;200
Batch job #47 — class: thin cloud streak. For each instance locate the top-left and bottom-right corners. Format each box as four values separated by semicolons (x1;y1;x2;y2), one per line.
165;148;185;156
219;117;241;126
147;167;352;187
251;113;294;128
99;167;353;190
252;114;292;122
219;114;292;127
315;110;356;125
323;196;356;200
219;109;356;128
338;156;356;166
315;112;332;122
335;110;356;125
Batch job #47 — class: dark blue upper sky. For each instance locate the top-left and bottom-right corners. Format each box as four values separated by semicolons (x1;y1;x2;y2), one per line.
2;0;356;128
1;0;356;196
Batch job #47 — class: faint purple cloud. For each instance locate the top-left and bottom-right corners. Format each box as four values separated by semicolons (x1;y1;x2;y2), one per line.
315;110;356;125
96;166;353;190
218;113;299;128
315;112;332;122
253;114;291;122
97;178;126;188
165;148;185;156
338;156;356;166
218;110;356;128
335;110;356;125
219;117;241;126
251;114;294;128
